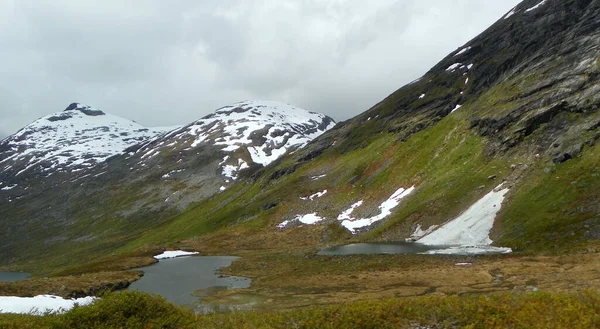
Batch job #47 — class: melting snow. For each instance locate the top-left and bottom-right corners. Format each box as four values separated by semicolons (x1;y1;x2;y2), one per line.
451;104;463;113
277;213;324;228
525;0;547;12
340;186;415;233
504;7;518;19
466;64;474;70
406;224;439;241
419;94;426;99
465;77;469;85
454;46;471;57
446;63;462;72
0;295;96;315
310;174;327;181
1;185;17;191
277;220;291;229
337;200;364;221
296;213;324;224
300;190;327;201
417;184;512;254
153;250;199;259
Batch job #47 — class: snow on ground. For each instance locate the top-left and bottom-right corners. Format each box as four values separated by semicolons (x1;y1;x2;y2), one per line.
153;250;199;259
425;246;512;255
337;200;364;221
340;186;415;233
1;185;16;191
446;63;462;72
0;295;95;315
465;77;469;85
276;213;324;228
504;7;518;19
416;184;512;254
406;224;439;241
525;0;547;12
466;64;474;70
300;190;327;201
451;104;463;113
310;174;327;181
454;46;471;57
418;94;426;99
296;213;324;224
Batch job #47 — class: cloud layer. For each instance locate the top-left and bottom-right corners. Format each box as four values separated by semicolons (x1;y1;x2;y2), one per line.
0;0;521;137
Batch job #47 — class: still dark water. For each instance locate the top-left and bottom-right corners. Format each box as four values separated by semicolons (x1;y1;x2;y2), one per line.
0;272;30;282
318;242;443;255
128;256;251;305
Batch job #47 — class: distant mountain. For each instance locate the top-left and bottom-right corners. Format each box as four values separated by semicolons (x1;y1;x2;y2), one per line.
0;103;175;181
0;100;335;266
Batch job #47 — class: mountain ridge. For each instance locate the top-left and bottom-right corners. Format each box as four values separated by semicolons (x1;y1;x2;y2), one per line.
0;0;598;273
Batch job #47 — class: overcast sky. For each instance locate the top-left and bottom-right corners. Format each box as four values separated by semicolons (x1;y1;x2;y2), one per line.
0;0;521;138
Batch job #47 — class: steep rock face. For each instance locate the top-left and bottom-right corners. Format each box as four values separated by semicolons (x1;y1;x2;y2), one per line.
287;0;599;172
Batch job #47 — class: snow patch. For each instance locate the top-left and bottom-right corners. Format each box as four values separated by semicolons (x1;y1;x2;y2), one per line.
0;295;96;315
454;46;471;57
276;213;324;228
446;63;462;72
300;190;327;201
417;185;512;254
406;224;439;241
525;0;547;12
340;186;415;233
504;7;518;19
451;104;463;113
310;174;327;181
1;185;17;191
418;93;426;99
153;250;199;259
295;213;324;225
337;200;364;221
277;220;291;229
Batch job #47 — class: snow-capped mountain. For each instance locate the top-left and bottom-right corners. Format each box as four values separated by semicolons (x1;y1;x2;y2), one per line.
0;103;175;179
0;100;335;212
129;100;335;183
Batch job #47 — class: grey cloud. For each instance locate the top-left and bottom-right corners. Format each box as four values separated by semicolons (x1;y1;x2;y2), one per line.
0;0;521;135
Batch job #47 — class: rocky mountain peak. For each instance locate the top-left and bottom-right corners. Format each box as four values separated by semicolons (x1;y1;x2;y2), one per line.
63;103;106;116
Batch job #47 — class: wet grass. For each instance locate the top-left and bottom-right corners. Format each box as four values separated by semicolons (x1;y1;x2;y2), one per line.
1;290;599;329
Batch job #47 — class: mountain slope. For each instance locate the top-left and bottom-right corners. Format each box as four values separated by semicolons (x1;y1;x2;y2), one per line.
0;101;334;270
122;0;600;255
0;0;598;273
0;103;175;188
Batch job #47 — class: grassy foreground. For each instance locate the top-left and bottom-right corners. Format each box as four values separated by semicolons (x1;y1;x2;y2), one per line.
1;290;599;329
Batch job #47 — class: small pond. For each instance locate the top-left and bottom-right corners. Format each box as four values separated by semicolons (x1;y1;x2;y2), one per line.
317;242;444;255
128;256;251;306
0;272;30;282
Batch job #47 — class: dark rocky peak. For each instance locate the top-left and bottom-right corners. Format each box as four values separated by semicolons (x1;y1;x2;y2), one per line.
64;102;105;116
